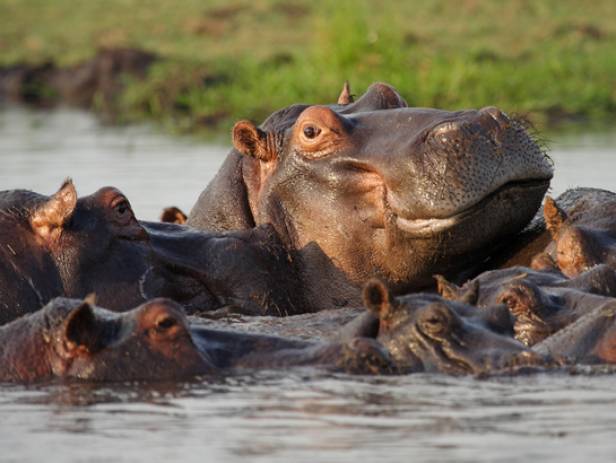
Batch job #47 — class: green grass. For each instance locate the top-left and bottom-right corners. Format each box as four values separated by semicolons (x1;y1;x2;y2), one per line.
1;0;616;135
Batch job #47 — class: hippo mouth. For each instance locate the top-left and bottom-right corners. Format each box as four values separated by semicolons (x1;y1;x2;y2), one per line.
392;178;550;237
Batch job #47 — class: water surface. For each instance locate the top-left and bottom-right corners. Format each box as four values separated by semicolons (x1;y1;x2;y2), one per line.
1;107;616;462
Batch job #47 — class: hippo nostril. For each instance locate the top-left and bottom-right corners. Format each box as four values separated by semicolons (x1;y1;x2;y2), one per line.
430;121;460;138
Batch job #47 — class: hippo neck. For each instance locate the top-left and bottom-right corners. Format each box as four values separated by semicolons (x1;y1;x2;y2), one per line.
187;151;256;232
290;243;363;310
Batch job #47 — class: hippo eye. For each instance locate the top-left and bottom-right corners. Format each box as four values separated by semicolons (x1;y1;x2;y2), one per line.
155;316;177;332
110;194;131;216
116;201;129;215
425;316;445;328
303;124;321;139
421;308;452;335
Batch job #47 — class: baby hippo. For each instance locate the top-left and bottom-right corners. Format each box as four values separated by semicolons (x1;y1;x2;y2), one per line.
360;280;550;375
0;296;215;383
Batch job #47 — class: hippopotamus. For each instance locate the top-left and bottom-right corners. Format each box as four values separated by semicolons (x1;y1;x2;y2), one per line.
534;299;616;365
355;280;549;375
0;296;215;383
530;189;616;277
435;264;616;346
0;296;394;383
187;82;553;300
0;180;308;324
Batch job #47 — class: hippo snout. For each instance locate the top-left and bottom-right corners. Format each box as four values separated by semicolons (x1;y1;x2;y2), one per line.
429;107;509;145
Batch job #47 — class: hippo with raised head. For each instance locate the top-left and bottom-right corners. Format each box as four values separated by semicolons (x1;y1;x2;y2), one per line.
436;264;616;346
356;280;550;375
0;297;394;383
0;180;305;324
188;82;553;303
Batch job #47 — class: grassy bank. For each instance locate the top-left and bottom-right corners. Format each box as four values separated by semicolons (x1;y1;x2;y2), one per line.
1;0;616;135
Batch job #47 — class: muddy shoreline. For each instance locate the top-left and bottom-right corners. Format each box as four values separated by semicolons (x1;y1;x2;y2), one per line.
0;48;156;121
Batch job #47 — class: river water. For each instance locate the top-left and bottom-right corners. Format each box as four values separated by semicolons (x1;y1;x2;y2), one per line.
1;107;615;462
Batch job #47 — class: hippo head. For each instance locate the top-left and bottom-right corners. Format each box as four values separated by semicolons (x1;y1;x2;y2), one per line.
533;195;616;277
534;301;616;365
214;82;553;290
24;180;151;308
0;180;302;321
361;280;546;375
436;271;560;346
41;297;214;381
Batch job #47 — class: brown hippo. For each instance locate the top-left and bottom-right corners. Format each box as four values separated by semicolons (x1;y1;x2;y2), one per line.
187;82;553;303
534;300;616;365
435;264;616;346
359;280;549;375
0;297;394;383
0;296;215;383
530;189;616;277
0;180;306;324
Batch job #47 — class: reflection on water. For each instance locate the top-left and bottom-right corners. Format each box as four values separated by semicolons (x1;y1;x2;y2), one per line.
1;107;616;462
3;371;616;462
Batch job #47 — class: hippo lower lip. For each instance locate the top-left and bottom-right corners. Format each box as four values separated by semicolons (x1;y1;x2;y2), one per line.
394;178;551;237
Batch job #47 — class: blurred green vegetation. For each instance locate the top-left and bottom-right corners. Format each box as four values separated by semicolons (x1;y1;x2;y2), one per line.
1;0;615;135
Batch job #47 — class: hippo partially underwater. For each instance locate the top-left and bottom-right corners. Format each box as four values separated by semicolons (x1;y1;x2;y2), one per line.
4;81;616;383
188;82;553;298
0;296;395;383
0;180;306;324
0;287;557;383
0;82;554;322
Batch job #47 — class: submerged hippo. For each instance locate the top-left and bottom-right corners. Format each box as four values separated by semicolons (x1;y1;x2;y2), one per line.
0;180;306;324
436;264;616;346
188;82;553;296
358;280;549;375
534;300;616;365
0;296;215;383
531;189;616;277
0;297;394;383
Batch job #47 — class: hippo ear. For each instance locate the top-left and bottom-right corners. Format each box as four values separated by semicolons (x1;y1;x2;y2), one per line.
362;279;394;319
160;206;187;224
434;275;479;305
337;81;354;105
232;120;276;162
64;296;104;354
544;196;567;239
31;179;77;240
